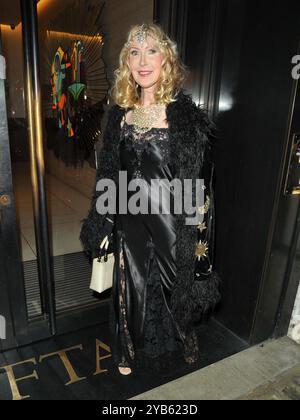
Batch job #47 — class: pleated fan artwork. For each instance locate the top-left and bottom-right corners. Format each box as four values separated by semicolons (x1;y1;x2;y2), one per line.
40;0;109;167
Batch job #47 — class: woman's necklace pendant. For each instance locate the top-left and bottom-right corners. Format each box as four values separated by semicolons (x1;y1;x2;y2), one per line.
131;104;165;136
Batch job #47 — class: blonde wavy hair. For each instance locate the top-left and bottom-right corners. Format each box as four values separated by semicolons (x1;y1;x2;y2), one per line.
110;23;188;108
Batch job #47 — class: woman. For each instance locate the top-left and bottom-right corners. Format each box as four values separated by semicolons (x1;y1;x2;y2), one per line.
80;23;221;376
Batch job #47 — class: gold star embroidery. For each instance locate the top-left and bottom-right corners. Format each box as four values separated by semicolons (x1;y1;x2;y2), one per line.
195;240;209;260
197;222;207;233
198;196;210;215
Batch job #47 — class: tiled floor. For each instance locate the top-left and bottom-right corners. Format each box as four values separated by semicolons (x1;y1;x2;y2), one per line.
10;163;107;317
11;162;91;262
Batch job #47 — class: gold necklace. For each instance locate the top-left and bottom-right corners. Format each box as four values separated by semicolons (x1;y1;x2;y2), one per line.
131;104;165;135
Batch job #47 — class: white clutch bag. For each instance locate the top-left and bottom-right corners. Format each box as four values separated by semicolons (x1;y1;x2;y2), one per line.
90;235;115;294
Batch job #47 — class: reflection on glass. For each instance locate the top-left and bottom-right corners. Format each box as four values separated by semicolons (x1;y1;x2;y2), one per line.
1;0;111;319
38;0;110;314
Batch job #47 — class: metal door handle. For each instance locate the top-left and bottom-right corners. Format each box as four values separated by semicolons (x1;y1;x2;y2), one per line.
0;195;11;207
0;195;11;224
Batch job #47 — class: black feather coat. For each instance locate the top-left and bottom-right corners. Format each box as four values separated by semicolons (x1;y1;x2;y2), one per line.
80;89;222;338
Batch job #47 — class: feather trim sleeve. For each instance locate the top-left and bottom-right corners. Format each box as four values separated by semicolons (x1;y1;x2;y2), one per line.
79;105;120;259
192;112;222;322
170;106;222;335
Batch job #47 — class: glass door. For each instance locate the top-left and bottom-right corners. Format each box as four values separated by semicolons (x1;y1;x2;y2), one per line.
37;0;110;319
0;1;57;351
1;0;155;352
0;0;111;351
0;26;31;351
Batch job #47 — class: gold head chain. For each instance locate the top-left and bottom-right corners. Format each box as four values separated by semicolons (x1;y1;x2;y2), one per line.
125;24;169;49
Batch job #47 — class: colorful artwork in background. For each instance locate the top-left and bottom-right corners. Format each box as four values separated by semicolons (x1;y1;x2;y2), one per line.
51;41;87;138
42;0;109;167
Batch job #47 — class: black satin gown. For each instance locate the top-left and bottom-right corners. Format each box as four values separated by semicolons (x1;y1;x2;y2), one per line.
109;121;199;372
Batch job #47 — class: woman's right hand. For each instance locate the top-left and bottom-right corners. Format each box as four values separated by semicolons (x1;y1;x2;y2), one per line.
96;216;115;258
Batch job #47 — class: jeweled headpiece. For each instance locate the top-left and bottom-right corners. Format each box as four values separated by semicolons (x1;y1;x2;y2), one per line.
135;23;148;46
125;24;169;49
